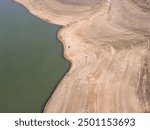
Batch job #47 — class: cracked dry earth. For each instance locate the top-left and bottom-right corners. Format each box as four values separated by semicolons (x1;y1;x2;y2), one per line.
15;0;150;112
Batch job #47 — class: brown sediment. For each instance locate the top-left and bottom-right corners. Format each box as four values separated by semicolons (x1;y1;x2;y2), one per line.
15;0;150;112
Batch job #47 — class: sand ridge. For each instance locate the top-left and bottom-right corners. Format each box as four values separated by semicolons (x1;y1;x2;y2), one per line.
15;0;150;112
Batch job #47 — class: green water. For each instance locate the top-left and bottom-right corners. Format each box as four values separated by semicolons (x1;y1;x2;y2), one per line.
0;0;70;112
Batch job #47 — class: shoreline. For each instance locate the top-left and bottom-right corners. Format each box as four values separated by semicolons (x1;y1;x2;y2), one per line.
14;0;75;112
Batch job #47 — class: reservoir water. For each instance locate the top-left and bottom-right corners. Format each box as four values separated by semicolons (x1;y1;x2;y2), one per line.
0;0;70;112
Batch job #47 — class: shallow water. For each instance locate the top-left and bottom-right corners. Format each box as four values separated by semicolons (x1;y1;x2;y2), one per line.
0;0;70;112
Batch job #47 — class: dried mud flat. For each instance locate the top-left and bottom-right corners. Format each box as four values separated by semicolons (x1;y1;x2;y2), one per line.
15;0;150;112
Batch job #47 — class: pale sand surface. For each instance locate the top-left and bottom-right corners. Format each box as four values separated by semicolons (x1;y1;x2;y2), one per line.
15;0;150;112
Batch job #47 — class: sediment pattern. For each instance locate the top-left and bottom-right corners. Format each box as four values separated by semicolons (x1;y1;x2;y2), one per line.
15;0;150;112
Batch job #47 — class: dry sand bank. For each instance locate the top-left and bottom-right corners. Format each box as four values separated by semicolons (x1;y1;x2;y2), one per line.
15;0;150;112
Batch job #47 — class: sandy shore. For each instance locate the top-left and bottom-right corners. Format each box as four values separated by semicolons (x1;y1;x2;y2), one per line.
15;0;150;112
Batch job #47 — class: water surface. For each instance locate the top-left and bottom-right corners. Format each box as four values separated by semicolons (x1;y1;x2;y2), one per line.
0;0;70;112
